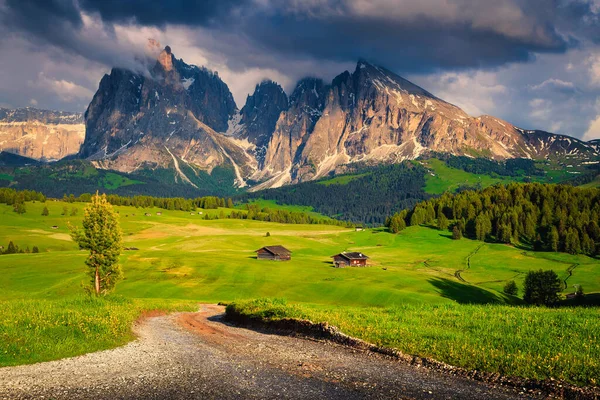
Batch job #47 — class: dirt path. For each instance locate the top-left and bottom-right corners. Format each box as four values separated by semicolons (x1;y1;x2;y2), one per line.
0;305;541;400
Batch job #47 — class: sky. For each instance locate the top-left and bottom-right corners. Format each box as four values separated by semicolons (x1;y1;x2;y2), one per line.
0;0;599;140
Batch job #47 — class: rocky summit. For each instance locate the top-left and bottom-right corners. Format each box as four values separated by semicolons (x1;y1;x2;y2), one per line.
0;108;84;161
79;45;600;190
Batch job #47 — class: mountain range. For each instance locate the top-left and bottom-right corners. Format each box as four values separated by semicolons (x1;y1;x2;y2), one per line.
0;108;84;161
5;44;600;191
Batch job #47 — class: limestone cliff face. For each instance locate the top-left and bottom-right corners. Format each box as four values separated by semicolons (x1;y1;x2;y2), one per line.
0;108;84;161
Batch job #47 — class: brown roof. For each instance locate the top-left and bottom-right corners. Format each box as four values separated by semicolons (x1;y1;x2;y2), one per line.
256;245;292;255
331;252;369;260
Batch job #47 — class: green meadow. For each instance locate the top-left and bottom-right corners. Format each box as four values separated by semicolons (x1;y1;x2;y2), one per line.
1;200;599;385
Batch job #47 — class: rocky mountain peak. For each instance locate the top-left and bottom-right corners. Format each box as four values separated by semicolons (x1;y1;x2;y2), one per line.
239;80;288;152
156;45;174;72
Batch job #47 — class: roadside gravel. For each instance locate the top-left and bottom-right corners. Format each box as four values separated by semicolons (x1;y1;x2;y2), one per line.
0;304;548;399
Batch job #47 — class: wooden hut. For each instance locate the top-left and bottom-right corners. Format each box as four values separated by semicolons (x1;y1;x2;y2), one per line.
255;245;292;261
331;252;369;267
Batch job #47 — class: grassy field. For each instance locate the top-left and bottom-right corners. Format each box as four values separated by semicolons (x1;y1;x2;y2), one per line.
0;296;195;367
0;200;598;384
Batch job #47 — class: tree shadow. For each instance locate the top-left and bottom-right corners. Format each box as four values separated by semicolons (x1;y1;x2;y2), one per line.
438;233;454;240
428;278;502;304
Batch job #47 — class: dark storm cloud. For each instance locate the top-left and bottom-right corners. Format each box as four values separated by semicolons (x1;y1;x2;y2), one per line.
77;0;249;26
2;0;597;74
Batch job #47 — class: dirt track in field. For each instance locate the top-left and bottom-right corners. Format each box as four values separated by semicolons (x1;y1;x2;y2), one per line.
0;304;550;399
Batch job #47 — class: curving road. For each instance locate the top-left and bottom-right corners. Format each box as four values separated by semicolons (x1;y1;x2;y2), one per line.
0;305;541;400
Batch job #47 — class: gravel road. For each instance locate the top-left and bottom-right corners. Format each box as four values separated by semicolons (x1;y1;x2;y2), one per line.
0;304;544;399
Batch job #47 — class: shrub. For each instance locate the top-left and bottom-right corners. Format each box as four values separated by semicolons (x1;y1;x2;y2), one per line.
503;280;518;296
266;232;270;237
32;246;40;253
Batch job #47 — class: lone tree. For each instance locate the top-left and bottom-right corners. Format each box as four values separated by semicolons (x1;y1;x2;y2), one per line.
523;269;562;306
70;193;123;295
42;206;49;216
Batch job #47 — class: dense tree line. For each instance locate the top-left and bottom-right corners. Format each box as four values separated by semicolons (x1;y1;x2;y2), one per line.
387;183;600;256
0;241;40;254
229;204;352;227
241;163;429;225
1;188;348;227
0;188;46;214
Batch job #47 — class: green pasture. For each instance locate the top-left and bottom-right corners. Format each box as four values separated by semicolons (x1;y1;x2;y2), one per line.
0;200;598;384
1;200;597;305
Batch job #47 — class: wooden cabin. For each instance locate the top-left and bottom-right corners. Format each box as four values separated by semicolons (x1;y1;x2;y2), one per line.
331;252;369;267
256;245;292;261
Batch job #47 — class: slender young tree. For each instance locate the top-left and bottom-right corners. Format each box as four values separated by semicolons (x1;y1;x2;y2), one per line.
41;206;49;216
70;193;123;295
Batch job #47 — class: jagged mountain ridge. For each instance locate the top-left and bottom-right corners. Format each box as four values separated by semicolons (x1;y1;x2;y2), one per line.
0;108;84;161
80;46;600;191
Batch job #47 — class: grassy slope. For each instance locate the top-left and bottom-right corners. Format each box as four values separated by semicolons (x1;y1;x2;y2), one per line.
420;159;512;194
1;200;598;384
3;201;597;306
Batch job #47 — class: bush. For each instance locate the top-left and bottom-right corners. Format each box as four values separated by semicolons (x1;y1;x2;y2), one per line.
503;280;518;296
32;246;40;253
266;232;270;237
523;270;562;306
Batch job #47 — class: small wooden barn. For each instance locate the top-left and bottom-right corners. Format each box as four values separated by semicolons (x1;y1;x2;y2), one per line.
256;245;292;261
331;252;369;267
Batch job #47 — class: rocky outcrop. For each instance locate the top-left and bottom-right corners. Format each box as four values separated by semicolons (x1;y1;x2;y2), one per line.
0;108;84;161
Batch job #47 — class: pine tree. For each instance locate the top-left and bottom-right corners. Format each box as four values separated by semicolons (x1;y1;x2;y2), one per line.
437;214;449;230
6;241;16;254
42;206;49;216
70;193;123;295
452;225;462;240
548;226;559;252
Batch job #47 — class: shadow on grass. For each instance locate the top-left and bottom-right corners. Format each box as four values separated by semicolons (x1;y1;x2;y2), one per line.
438;233;454;240
428;278;502;304
557;293;600;307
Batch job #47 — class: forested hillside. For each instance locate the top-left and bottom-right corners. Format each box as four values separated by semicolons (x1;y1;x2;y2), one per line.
387;183;600;256
241;163;429;224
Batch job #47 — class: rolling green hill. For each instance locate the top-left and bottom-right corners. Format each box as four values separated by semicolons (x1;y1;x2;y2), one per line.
1;199;598;385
